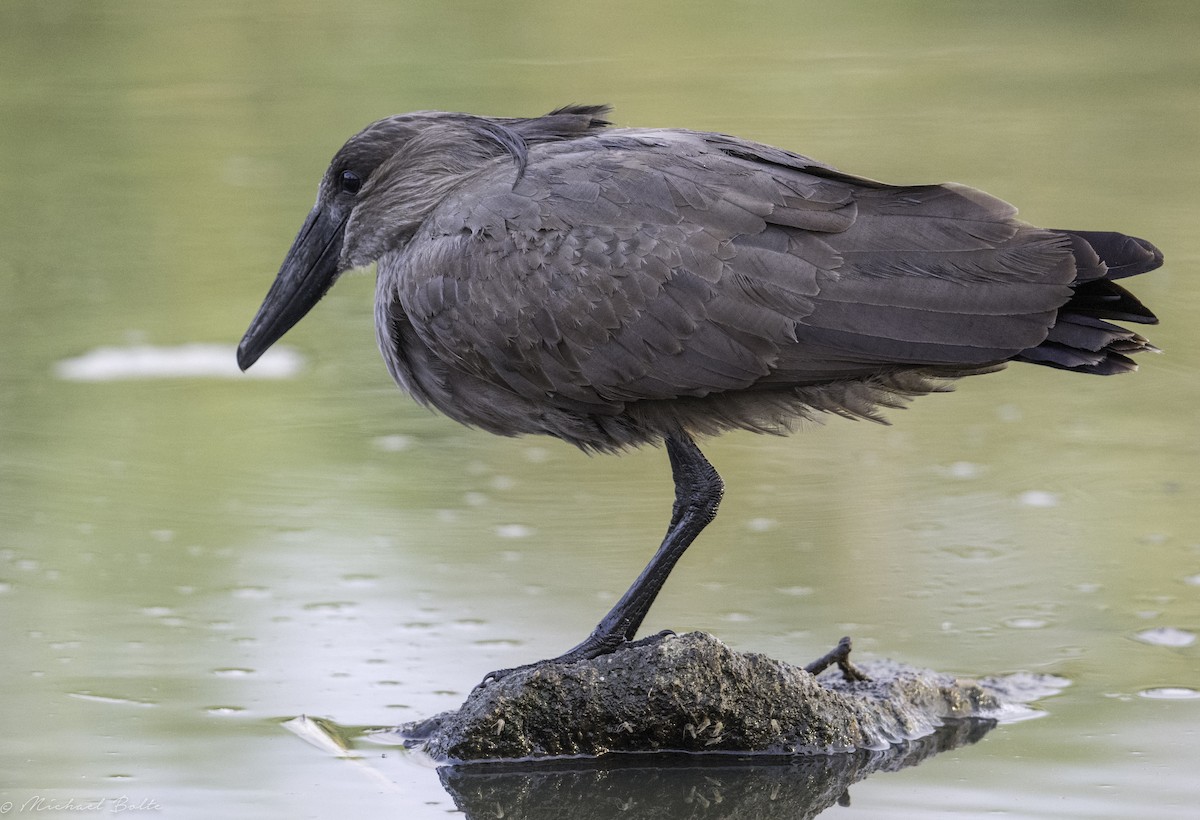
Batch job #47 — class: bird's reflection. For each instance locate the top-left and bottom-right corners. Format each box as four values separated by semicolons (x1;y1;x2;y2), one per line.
436;718;995;820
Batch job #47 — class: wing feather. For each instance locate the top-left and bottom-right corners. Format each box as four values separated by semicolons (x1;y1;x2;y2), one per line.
390;132;1075;414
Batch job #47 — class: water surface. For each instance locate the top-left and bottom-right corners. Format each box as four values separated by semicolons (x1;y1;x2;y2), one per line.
2;1;1198;817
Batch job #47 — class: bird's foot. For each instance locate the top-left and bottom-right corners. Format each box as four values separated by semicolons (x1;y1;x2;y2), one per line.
475;629;675;692
804;635;870;682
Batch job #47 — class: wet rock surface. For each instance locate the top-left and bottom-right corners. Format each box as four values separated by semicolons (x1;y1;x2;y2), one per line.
402;631;1007;763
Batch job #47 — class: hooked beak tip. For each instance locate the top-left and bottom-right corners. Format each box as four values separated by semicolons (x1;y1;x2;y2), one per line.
236;339;259;372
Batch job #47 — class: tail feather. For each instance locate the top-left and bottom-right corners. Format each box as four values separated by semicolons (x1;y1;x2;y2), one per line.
1018;342;1138;375
1061;229;1164;280
1016;230;1161;375
1068;277;1158;324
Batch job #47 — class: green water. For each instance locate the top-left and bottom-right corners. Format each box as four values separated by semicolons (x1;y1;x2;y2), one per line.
2;1;1198;817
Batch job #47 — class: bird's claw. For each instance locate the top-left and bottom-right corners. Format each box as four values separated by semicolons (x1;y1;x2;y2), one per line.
472;650;592;694
472;630;679;693
472;662;533;693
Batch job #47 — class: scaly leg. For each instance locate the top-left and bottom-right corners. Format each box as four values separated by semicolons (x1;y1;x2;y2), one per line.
478;432;723;686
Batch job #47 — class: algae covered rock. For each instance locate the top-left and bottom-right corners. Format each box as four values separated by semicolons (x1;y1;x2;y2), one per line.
403;631;1004;763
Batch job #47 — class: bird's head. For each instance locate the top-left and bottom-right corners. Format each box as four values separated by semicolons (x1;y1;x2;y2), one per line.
237;106;611;371
235;114;433;371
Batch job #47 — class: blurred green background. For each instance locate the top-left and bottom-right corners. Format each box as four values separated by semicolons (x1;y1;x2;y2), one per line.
1;1;1197;817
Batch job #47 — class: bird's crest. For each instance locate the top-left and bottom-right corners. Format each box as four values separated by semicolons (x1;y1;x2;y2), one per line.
470;104;613;185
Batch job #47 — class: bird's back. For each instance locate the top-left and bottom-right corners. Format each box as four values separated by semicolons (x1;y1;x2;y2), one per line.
372;120;1160;451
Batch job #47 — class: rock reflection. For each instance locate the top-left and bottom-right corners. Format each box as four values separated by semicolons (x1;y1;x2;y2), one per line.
437;719;996;820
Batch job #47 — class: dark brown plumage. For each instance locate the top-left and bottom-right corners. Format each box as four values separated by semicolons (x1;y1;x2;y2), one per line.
238;105;1162;682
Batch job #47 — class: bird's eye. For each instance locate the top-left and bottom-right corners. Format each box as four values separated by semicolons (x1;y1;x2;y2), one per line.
340;170;362;195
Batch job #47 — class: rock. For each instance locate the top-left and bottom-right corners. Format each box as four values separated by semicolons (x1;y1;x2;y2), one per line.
401;631;1006;763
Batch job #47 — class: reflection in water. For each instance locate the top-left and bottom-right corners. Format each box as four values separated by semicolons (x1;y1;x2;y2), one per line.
437;720;995;820
54;343;304;381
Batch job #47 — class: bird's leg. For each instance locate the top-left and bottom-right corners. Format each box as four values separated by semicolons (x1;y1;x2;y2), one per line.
478;432;723;687
585;432;724;646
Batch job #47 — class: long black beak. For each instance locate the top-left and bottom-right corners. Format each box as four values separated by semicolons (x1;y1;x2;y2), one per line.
237;205;348;371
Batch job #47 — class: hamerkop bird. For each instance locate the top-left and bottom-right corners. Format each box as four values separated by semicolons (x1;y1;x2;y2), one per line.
238;105;1161;683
